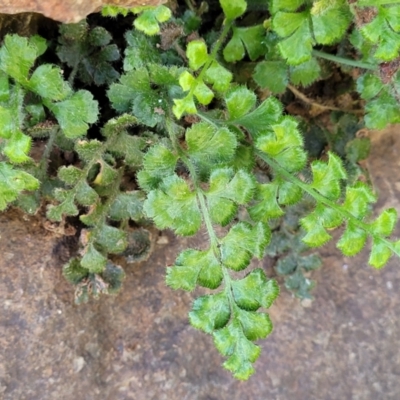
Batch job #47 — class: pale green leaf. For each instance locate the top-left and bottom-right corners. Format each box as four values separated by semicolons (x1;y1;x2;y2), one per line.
187;40;208;70
220;0;247;19
231;268;279;310
50;90;99;138
81;243;107;273
337;222;367;256
29;64;71;101
189;292;230;333
225;86;256;119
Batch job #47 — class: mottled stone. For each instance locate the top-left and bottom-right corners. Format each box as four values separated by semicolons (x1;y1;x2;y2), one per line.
0;0;166;23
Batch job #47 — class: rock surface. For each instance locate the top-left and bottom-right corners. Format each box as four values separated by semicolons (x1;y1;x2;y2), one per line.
1;127;400;399
0;0;166;23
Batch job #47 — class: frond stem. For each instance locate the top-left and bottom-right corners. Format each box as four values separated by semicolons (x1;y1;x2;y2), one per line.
312;50;377;71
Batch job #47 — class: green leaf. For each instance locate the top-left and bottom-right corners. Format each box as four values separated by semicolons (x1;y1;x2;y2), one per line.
345;138;371;163
3;131;32;164
134;5;172;36
29;64;71;101
96;224;127;254
370;208;397;237
301;213;332;247
206;168;255;225
357;74;384;100
0;35;38;84
342;182;376;219
81;243;107;273
143;175;202;236
58;166;83;185
231;97;283;137
167;248;223;290
310;152;347;200
189;292;230;333
0;106;15;139
224;25;266;62
253;60;288;94
75;139;102;163
221;223;271;270
47;196;79;221
213;320;260;380
290;57;321;86
138;143;178;190
220;0;247;19
337;222;367;256
364;91;400;129
231;268;279;310
369;238;392;269
248;182;284;222
50;90;99;138
186;122;237;164
225;86;256;119
0;163;39;210
63;258;88;285
187;40;208;70
93;161;118;186
203;61;232;92
75;181;99;206
123;30;161;71
235;308;273;341
109;191;145;221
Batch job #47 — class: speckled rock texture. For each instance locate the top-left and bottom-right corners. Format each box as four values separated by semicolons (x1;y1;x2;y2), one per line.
0;0;166;23
0;127;400;399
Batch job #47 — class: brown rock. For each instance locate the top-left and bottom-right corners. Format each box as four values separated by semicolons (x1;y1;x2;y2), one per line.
0;0;166;23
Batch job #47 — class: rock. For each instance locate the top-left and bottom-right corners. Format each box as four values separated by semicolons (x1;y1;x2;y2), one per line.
0;0;166;24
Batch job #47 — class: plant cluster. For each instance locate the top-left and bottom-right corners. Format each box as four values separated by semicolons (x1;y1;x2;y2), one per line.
1;0;400;380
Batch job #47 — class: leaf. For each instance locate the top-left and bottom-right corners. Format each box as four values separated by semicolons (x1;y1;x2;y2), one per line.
235;308;273;341
0;106;15;139
231;97;283;137
345;138;371;163
224;25;266;62
337;221;367;256
109;191;145;221
80;243;107;273
220;0;247;19
213;320;260;380
167;248;223;290
248;182;284;222
206;168;255;225
253;60;288;94
186;122;237;164
123;30;161;71
370;208;397;237
50;90;99;138
138;143;178;190
369;238;392;268
221;222;271;270
310;152;347;200
224;86;256;119
58;166;83;185
290;57;321;86
301;213;332;247
134;5;172;36
75;140;102;163
187;40;208;70
0;163;39;211
189;292;231;333
342;182;376;219
0;35;38;84
3;131;32;163
231;268;279;310
96;224;127;254
203;61;232;92
75;181;99;206
357;74;384;100
28;64;71;101
93;161;118;186
63;258;88;285
364;90;400;129
143;175;202;236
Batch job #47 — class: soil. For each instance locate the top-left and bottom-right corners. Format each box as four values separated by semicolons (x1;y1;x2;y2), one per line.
1;126;400;399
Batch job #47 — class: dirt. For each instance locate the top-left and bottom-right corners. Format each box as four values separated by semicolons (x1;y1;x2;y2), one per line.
1;126;400;400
